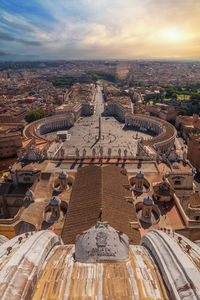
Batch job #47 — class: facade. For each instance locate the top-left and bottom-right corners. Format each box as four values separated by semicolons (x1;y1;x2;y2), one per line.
187;134;200;172
10;166;41;186
175;114;200;141
166;161;194;211
105;102;132;121
187;190;200;220
81;102;94;115
0;182;26;218
0;109;27;123
146;103;178;122
103;84;132;121
54;103;82;119
0;132;22;159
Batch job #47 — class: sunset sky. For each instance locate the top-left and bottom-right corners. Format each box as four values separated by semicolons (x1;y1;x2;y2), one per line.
0;0;200;60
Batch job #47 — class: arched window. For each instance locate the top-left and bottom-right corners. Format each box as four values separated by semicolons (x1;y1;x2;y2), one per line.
145;208;151;217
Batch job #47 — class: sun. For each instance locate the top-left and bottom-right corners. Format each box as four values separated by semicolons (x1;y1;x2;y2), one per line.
160;29;185;42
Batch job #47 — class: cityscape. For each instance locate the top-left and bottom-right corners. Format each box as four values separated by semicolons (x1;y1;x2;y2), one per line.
0;0;200;299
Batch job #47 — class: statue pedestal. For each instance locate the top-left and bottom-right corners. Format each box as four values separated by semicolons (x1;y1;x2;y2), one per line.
95;135;104;140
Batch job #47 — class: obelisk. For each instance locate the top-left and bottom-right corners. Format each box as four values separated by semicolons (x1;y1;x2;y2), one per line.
98;116;101;139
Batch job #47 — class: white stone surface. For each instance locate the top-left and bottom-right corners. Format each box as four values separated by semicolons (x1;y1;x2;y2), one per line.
75;222;129;262
141;230;200;300
0;230;62;300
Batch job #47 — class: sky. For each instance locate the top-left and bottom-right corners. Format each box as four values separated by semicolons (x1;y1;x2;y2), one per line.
0;0;200;61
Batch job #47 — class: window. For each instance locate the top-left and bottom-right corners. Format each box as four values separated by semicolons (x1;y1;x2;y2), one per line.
24;177;31;182
145;208;151;217
174;180;181;185
138;180;142;189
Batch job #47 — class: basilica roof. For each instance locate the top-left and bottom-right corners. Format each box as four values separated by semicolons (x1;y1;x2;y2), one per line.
19;202;45;229
0;235;8;246
61;165;140;245
0;229;199;300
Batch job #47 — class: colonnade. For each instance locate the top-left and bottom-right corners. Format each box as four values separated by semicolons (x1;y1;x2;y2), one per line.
125;114;176;154
38;114;75;135
125;114;163;134
154;136;175;154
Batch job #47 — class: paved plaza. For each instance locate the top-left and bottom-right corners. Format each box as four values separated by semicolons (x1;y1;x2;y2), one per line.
45;86;154;158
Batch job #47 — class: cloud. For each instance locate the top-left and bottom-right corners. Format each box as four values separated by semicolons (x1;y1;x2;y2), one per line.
17;39;41;46
0;31;42;46
0;0;200;59
0;32;14;41
1;10;52;41
0;50;8;56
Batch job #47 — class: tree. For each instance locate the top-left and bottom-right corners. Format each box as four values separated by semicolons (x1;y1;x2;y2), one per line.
25;109;46;123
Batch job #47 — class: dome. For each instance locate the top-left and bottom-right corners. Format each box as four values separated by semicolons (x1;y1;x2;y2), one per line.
59;171;68;179
154;182;172;196
50;196;61;206
159;182;170;191
75;222;129;262
25;189;33;197
0;230;200;299
136;171;144;179
143;196;154;206
172;161;179;169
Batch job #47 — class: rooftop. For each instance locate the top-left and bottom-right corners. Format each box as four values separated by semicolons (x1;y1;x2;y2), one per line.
62;165;140;244
189;191;200;208
0;230;200;299
153;181;173;196
171;160;193;173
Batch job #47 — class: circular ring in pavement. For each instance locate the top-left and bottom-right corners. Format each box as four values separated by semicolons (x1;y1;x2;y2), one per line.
83;132;116;144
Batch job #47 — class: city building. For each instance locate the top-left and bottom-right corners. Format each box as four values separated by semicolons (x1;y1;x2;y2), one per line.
187;134;200;172
0;132;22;159
0;61;200;299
